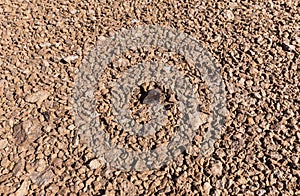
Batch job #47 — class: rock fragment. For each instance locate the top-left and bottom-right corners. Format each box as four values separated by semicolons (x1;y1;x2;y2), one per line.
12;159;25;176
62;55;79;63
209;160;223;176
13;123;27;145
30;169;55;187
0;139;8;149
0;79;6;95
88;159;102;170
142;89;161;105
203;182;212;194
25;90;50;104
35;159;48;172
12;118;42;145
15;179;30;196
224;10;234;20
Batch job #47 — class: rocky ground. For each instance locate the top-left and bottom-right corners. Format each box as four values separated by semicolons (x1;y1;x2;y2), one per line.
0;0;299;195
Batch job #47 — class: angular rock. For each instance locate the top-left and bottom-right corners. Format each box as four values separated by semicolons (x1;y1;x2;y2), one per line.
210;160;223;176
15;179;30;196
0;139;8;149
13;123;27;145
30;169;54;187
13;159;25;176
25;90;50;104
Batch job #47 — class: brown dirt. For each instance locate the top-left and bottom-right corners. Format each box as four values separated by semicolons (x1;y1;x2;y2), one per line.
0;0;299;195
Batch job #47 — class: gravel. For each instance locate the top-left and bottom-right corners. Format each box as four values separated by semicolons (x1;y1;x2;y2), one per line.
0;0;299;195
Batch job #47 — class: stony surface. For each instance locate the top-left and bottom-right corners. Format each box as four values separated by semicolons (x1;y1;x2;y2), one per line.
0;0;299;195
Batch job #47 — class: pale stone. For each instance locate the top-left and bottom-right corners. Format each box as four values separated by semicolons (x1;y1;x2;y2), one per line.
88;159;101;170
25;90;50;104
203;182;212;194
63;55;79;63
67;124;76;131
15;179;30;196
0;139;8;149
210;160;223;176
224;10;234;20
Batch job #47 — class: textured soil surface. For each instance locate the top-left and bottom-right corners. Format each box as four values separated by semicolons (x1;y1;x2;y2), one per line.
0;0;299;195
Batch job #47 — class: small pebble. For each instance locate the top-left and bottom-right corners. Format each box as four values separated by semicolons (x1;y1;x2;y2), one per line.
142;89;161;105
88;159;101;170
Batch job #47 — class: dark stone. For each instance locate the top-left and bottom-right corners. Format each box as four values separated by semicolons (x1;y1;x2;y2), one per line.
142;89;161;105
13;123;27;145
42;111;50;122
